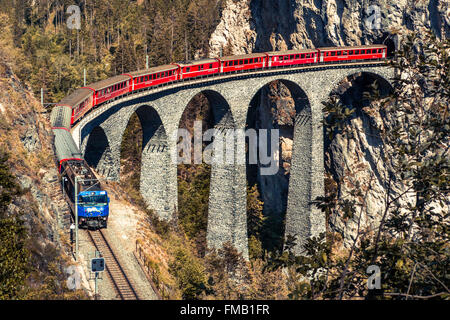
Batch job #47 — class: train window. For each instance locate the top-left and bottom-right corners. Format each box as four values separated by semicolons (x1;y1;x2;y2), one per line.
337;51;342;56
186;67;190;72
290;55;294;60
295;54;299;59
301;54;305;59
361;50;365;54
343;51;347;55
355;50;359;54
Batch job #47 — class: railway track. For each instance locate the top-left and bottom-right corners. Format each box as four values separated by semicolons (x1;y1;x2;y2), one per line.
87;229;139;300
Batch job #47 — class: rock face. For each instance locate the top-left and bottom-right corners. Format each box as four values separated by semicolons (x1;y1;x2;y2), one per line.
254;82;296;220
208;0;449;245
0;57;73;265
209;0;449;56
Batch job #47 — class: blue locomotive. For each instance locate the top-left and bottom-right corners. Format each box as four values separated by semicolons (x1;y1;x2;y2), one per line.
60;159;110;229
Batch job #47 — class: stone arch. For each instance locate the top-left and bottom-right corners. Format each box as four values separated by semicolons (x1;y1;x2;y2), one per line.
120;104;172;220
177;89;236;132
382;34;397;58
84;126;115;177
328;71;393;98
247;79;312;252
176;89;242;256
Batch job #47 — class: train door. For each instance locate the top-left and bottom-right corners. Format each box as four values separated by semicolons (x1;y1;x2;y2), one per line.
320;51;324;63
314;52;317;63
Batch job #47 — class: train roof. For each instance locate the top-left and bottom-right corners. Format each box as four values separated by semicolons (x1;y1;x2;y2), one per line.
84;74;131;91
219;52;267;61
176;58;218;67
57;88;92;108
50;106;72;129
79;185;103;193
266;49;317;56
126;64;178;78
318;44;387;51
53;128;82;162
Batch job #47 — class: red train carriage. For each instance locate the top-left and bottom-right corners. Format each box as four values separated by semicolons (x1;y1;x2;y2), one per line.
88;75;131;106
60;45;389;128
126;65;178;91
318;45;387;63
219;53;267;73
174;58;220;80
56;88;93;125
266;49;318;68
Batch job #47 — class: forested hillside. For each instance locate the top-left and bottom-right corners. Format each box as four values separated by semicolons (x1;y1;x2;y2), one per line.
0;0;224;102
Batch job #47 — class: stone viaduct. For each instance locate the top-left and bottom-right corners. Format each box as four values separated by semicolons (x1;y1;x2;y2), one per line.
71;63;394;259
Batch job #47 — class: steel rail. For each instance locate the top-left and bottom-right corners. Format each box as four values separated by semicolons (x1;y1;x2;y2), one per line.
87;229;139;300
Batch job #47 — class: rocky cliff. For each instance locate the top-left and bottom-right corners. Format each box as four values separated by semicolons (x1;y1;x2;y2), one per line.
0;52;85;298
209;0;449;55
208;0;449;245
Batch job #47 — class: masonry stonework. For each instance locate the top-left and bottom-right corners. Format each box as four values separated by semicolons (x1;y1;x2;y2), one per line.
72;65;394;258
